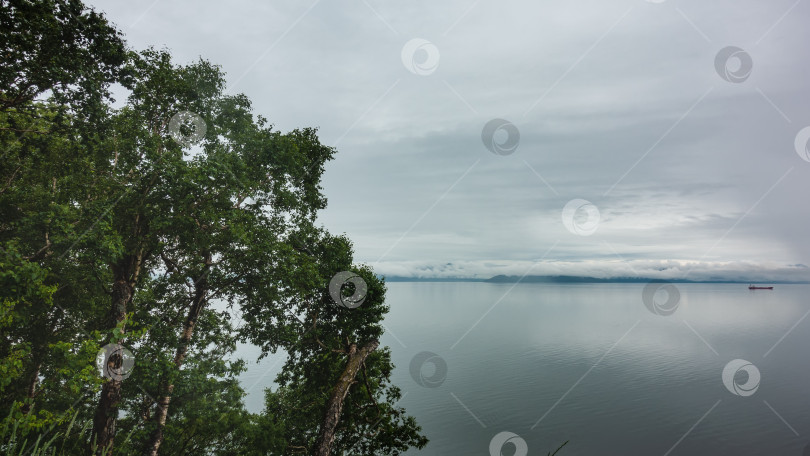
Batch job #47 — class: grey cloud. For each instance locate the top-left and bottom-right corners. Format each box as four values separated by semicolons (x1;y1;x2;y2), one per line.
92;0;810;280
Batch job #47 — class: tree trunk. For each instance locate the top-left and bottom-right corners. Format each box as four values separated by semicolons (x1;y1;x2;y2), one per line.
93;377;122;455
145;255;211;456
20;361;41;415
314;339;380;456
92;257;136;455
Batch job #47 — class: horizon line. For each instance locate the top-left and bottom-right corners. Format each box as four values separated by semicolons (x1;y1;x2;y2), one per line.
379;274;810;284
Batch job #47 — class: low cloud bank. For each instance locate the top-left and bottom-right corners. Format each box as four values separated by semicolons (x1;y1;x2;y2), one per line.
373;259;810;282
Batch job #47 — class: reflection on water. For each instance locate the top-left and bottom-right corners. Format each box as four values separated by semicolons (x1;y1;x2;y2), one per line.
378;282;810;456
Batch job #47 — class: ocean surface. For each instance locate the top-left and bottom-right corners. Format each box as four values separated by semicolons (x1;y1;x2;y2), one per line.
237;282;810;455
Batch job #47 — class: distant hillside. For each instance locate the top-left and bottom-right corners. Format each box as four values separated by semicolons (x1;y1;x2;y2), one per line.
382;275;809;284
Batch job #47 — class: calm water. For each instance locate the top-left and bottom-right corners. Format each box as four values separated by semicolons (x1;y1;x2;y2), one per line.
239;282;810;455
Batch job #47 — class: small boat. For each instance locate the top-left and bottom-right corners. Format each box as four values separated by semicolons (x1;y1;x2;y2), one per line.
748;284;774;290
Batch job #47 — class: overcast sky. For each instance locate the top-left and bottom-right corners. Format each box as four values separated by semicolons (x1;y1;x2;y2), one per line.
90;0;810;281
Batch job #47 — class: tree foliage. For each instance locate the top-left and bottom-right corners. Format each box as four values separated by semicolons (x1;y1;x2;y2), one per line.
0;1;426;454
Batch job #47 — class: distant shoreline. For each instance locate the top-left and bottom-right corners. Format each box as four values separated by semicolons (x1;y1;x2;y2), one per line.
381;275;810;284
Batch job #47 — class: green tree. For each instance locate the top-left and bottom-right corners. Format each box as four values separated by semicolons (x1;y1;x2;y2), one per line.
237;231;428;456
1;2;428;455
0;100;118;446
1;1;128;441
0;0;127;119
